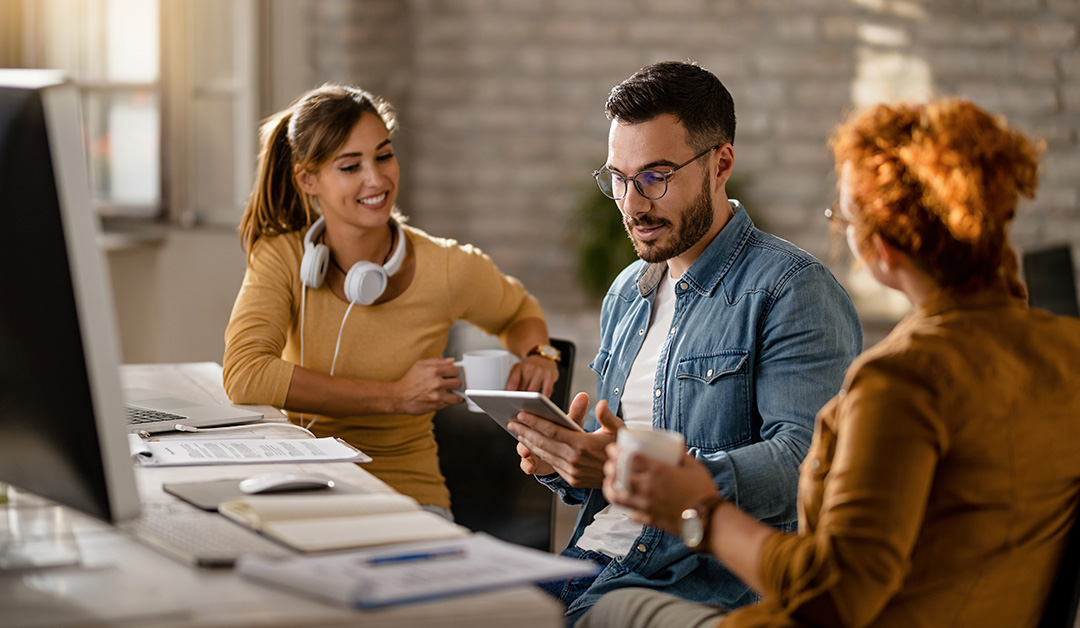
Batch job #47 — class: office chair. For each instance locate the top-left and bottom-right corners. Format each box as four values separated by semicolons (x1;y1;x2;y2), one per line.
1038;506;1080;628
547;338;576;413
433;333;576;551
1017;246;1080;626
1023;245;1080;317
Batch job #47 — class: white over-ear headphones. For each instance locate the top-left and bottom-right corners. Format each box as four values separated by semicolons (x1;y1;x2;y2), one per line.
300;216;407;305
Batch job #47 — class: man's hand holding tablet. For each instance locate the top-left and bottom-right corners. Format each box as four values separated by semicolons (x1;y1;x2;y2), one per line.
493;390;627;489
463;389;585;435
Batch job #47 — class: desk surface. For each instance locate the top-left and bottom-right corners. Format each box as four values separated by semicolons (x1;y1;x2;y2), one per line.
0;362;563;628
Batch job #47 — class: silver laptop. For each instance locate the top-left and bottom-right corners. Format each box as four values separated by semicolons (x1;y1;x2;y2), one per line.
124;388;264;434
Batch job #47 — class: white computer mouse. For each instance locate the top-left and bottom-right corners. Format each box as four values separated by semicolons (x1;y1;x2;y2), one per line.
238;472;336;494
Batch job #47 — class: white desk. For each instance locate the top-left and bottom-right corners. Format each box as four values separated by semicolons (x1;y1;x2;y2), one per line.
0;362;563;628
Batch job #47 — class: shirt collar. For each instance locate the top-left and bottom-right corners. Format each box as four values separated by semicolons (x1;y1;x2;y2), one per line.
915;286;1024;319
636;199;751;297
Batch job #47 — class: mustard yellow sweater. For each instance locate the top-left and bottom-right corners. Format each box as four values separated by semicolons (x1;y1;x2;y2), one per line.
223;223;544;509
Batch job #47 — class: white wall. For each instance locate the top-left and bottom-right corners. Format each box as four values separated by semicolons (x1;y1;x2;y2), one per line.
105;228;247;365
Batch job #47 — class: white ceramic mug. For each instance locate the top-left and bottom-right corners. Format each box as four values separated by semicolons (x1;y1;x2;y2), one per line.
615;427;686;491
454;349;512;412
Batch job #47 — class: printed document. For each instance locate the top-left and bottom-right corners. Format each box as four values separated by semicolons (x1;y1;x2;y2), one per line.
128;434;370;466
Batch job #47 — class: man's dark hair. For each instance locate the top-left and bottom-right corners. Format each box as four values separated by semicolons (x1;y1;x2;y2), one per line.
605;60;736;152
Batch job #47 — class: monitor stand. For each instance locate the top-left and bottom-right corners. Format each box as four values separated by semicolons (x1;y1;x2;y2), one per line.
0;486;83;570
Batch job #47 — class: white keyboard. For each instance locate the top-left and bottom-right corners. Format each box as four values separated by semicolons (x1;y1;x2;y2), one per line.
122;502;293;568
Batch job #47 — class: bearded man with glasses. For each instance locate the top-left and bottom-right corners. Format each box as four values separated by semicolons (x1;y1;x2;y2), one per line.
506;61;863;625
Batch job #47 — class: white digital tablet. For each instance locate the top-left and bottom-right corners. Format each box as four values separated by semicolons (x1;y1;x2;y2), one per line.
463;389;586;435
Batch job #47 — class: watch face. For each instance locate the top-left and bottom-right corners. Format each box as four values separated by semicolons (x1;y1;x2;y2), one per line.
531;344;560;360
681;509;704;549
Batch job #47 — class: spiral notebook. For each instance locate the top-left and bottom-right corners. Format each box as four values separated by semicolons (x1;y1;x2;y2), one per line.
236;533;599;608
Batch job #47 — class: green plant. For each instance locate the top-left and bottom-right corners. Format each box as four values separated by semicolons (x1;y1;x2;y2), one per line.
571;184;638;303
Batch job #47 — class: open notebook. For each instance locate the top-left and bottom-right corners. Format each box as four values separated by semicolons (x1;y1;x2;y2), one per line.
217;492;468;552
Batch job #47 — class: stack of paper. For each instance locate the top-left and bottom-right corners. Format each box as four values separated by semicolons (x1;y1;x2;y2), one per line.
236;533;600;608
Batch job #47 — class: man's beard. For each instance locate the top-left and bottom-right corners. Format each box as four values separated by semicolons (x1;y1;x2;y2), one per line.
624;175;714;264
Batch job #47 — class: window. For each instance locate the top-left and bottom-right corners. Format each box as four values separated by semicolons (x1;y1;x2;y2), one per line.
15;0;259;226
25;0;161;218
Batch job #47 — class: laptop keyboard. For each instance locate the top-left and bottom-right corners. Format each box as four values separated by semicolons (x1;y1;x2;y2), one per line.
123;503;293;568
126;406;186;425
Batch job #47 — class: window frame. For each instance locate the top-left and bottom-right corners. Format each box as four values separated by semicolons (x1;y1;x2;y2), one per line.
12;0;262;228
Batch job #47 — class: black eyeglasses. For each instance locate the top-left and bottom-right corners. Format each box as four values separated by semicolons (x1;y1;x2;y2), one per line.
592;145;719;201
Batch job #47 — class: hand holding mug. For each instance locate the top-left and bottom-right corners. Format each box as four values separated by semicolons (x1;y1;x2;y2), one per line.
603;439;718;535
614;427;685;492
453;349;512;412
394;357;465;415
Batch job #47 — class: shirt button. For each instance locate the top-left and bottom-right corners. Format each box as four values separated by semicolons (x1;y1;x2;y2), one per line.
669;326;677;335
679;282;689;290
654;389;662;398
638;329;645;336
707;369;714;377
614;387;620;395
636;544;647;553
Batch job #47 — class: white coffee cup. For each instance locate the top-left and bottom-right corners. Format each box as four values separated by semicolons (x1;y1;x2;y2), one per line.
615;427;686;491
454;349;512;412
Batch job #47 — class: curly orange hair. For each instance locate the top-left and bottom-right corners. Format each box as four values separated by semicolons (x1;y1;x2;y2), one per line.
829;99;1041;299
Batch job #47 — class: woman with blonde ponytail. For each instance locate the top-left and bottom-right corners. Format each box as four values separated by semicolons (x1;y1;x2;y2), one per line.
223;84;559;517
580;100;1080;628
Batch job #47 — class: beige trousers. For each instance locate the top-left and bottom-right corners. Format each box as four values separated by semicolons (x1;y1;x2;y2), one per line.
577;587;727;628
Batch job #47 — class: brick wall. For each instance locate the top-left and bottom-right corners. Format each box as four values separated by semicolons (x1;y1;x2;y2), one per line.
305;0;1080;342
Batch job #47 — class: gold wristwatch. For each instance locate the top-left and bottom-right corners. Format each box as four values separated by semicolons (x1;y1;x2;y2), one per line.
526;343;561;363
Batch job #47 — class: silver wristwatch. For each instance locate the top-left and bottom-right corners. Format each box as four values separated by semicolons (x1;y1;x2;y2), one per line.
680;494;724;552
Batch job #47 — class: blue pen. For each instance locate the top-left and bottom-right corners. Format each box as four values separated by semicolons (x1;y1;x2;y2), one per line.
366;547;465;565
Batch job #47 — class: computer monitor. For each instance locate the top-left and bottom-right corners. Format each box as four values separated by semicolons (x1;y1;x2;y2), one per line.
0;70;140;524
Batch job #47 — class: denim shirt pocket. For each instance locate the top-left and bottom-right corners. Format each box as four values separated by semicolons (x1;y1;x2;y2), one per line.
588;349;611;379
588;348;616;414
674;350;752;451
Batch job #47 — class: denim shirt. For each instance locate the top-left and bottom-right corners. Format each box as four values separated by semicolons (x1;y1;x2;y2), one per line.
539;201;863;615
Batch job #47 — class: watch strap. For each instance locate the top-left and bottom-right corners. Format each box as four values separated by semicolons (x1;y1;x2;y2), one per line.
526;344;561;363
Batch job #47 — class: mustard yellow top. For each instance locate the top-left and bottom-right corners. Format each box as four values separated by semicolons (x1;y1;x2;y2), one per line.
222;224;544;509
727;289;1080;628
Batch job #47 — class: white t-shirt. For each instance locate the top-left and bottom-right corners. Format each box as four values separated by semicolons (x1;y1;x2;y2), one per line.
576;272;678;559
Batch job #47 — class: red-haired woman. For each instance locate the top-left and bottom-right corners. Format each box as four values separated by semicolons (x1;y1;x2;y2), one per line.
581;100;1080;628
